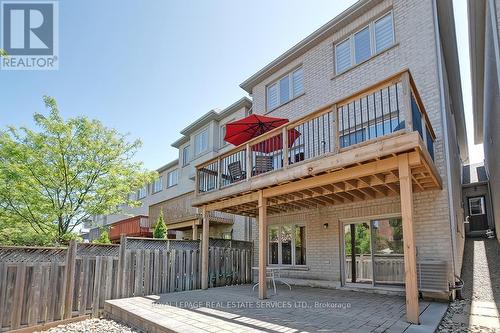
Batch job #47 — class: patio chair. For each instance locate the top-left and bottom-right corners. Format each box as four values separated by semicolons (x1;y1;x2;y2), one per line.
253;155;273;175
227;161;246;183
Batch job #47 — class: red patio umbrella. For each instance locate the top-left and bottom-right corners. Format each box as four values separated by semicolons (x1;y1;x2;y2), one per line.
224;114;290;146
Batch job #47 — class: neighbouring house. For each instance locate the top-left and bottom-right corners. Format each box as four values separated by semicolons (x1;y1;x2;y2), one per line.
192;0;468;324
88;97;254;242
468;0;500;241
462;162;495;236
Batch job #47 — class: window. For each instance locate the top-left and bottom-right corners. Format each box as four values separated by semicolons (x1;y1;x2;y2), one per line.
335;12;394;74
354;27;371;64
137;186;147;199
153;176;163;193
268;224;306;266
375;13;394;53
182;146;190;166
167;169;178;187
266;67;304;111
335;39;351;74
469;197;485;216
194;129;208;155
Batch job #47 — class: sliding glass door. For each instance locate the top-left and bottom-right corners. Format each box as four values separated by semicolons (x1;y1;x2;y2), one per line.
343;222;372;284
343;218;404;287
371;218;404;286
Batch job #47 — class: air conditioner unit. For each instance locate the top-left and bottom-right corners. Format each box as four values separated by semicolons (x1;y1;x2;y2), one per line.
417;258;449;293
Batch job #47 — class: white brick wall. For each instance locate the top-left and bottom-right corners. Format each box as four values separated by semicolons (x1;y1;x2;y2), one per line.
247;0;462;288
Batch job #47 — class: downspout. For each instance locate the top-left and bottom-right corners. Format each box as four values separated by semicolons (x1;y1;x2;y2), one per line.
431;0;458;288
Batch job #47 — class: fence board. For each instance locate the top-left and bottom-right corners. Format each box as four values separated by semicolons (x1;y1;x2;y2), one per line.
0;238;252;332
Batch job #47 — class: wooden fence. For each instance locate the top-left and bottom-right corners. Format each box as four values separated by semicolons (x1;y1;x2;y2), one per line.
0;237;252;332
345;254;404;284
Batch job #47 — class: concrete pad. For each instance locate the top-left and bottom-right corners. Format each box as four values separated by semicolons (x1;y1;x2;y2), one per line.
405;302;448;333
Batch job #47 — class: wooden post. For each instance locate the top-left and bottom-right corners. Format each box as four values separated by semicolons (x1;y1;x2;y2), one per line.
63;240;77;319
398;153;419;324
282;127;289;168
401;72;414;132
201;207;210;290
192;221;199;240
117;235;127;298
216;158;222;190
350;224;356;283
246;143;252;180
258;191;267;299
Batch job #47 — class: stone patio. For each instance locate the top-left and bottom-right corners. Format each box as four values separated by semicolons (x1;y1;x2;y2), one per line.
105;285;447;333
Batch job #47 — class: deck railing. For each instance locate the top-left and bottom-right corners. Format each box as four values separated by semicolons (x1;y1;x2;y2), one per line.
196;70;436;194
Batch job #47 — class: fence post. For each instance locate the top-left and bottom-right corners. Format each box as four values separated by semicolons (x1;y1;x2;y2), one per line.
63;240;77;319
117;235;127;298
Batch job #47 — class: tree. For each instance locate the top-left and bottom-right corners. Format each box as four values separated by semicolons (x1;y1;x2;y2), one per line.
93;228;111;244
0;49;7;57
153;211;167;239
0;96;157;244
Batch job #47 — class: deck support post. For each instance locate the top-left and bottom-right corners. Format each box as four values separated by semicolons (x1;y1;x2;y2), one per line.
192;221;199;240
398;153;419;324
258;191;267;299
201;206;209;290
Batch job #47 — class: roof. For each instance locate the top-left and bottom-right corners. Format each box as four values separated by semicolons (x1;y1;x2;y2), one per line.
467;0;487;144
157;159;179;173
171;97;252;148
240;0;379;93
462;162;488;184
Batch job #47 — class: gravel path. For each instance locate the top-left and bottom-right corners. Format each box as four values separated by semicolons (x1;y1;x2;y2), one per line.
437;238;500;333
35;318;138;333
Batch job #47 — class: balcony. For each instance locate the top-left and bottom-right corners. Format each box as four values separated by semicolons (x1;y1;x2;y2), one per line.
108;215;152;241
193;70;441;215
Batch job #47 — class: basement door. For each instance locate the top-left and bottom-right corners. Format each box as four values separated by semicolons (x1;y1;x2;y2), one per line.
343;218;405;287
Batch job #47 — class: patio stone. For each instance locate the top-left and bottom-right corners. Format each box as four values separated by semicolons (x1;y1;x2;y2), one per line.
105;285;445;333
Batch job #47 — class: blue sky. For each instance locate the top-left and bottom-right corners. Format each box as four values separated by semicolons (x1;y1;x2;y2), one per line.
0;0;483;170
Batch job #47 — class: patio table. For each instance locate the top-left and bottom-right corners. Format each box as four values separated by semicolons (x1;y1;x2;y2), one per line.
251;266;292;294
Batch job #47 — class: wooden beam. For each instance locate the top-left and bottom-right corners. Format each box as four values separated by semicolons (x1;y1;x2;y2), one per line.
258;191;267;300
398;154;419;324
192;222;198;240
201;207;209;290
262;153;420;199
205;192;259;211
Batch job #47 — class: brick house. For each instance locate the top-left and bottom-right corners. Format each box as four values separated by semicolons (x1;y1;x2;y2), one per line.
192;0;468;324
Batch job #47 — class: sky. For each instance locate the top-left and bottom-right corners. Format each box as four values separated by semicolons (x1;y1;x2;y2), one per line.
0;0;483;170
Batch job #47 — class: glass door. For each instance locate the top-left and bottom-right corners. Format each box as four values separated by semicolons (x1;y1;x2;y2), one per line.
343;222;372;284
371;218;405;286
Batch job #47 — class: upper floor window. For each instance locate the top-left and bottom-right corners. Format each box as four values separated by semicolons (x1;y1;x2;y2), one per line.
153;176;163;193
182;146;190;166
194;129;208;155
335;12;394;75
267;67;304;111
137;186;147;199
167;169;178;187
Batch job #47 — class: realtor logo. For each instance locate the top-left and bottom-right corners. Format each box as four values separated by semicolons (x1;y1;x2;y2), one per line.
1;1;58;70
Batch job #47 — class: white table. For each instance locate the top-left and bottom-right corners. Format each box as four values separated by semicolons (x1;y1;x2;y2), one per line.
251;266;292;294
